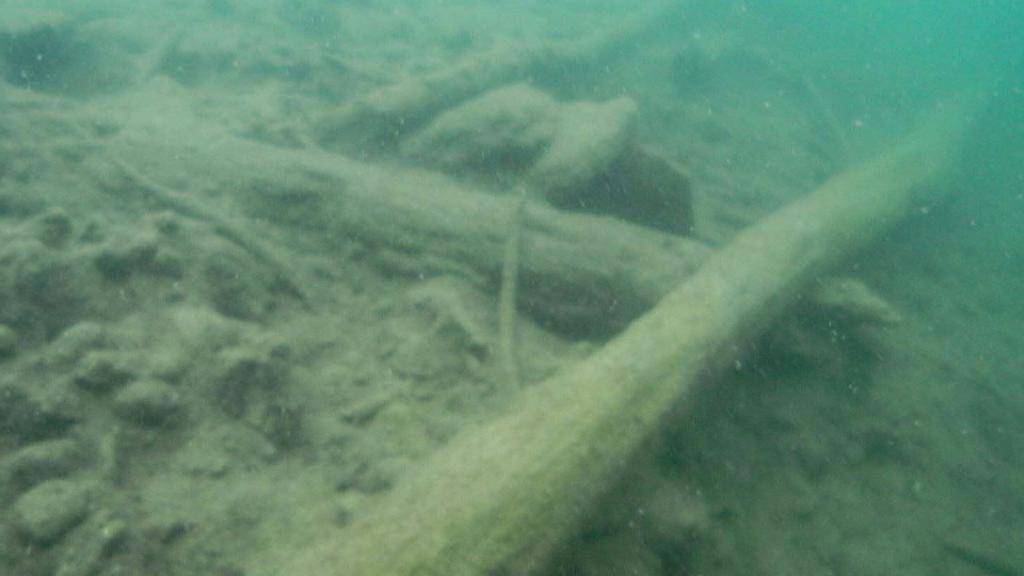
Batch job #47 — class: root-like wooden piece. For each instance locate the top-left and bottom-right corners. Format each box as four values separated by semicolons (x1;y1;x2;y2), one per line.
498;187;527;389
274;106;969;576
105;157;312;309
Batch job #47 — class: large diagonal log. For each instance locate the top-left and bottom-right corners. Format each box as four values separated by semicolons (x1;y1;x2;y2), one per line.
271;106;969;576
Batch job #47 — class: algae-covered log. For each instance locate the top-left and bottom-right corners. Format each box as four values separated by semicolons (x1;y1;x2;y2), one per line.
103;128;709;335
276;106;969;576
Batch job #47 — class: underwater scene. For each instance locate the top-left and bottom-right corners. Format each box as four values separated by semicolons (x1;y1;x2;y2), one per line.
1;1;1022;574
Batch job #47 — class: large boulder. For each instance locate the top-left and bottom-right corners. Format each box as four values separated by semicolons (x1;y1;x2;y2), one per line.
400;83;560;176
401;83;693;235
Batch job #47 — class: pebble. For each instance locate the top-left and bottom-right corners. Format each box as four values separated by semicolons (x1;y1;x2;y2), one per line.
3;438;83;492
93;240;158;282
0;382;82;442
0;324;16;357
47;322;110;368
73;351;134;393
149;249;185;278
333;491;368;526
11;479;93;545
34;208;74;249
113;378;181;427
54;509;128;576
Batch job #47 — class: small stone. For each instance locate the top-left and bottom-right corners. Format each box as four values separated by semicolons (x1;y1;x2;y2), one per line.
74;351;134;393
11;241;84;323
78;220;105;244
93;248;133;281
54;509;128;576
0;324;17;358
147;211;181;236
529;96;637;201
4;438;84;491
400;83;559;173
149;249;185;278
569;532;662;576
352;456;410;494
34;208;74;248
113;379;181;427
48;322;110;367
813;277;902;326
203;250;266;320
93;240;158;282
11;479;93;545
259;401;305;450
216;347;286;417
0;382;81;442
332;491;368;526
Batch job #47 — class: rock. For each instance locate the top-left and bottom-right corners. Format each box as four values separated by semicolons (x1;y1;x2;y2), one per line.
5;239;87;338
526;95;693;234
569;532;663;576
0;381;81;442
0;324;16;357
762;277;903;372
401;83;691;234
528;96;637;200
32;208;74;248
93;239;159;282
333;491;369;526
670;45;718;92
54;508;128;576
11;479;93;545
149;248;185;278
213;340;302;450
543;145;694;235
154;25;301;88
257;401;305;451
634;477;710;561
113;379;181;427
339;386;395;425
589;467;711;572
47;322;110;367
1;16;136;96
813;277;902;326
173;422;276;477
373;278;494;393
203;247;268;320
3;438;84;492
215;346;288;418
352;455;411;494
146;210;182;236
73;351;134;393
145;346;190;384
400;83;559;175
0;6;70;36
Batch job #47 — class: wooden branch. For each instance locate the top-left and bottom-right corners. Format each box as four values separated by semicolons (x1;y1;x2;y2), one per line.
499;188;527;388
102;129;711;335
269;105;970;576
312;6;672;154
105;157;313;310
